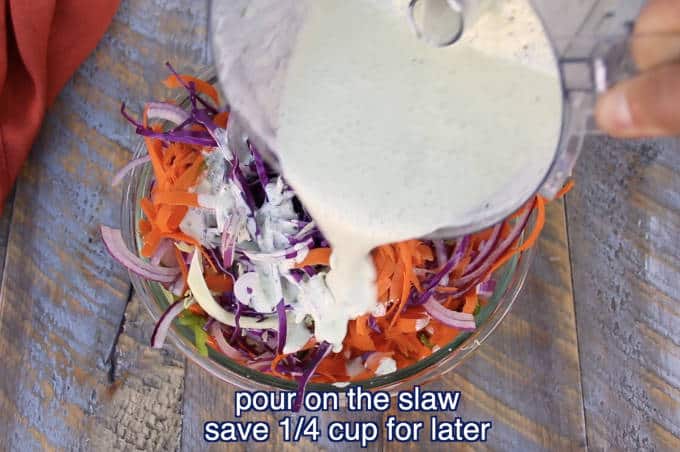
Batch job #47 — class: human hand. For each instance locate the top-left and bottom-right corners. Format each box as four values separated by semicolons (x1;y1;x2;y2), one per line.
595;0;680;138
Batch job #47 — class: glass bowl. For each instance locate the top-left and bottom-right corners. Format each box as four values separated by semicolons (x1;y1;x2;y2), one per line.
120;72;535;395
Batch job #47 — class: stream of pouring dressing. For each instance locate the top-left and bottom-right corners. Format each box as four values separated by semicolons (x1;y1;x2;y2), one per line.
274;0;563;352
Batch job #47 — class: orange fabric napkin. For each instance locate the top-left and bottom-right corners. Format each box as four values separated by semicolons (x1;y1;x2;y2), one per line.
0;0;120;210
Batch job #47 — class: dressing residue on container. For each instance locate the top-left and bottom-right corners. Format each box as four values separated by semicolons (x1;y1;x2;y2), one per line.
274;0;563;351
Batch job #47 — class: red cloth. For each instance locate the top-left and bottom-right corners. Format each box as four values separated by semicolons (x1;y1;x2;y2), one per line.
0;0;120;210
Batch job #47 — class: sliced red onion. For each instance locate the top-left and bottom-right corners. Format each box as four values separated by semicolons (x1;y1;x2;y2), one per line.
423;298;476;331
221;213;245;268
169;276;185;296
414;268;435;277
464;223;502;275
248;359;274;371
433;240;449;285
111;155;151;187
208;322;244;360
451;204;533;288
207;247;234;278
146;101;191;125
151;239;173;266
233;272;258;306
476;279;496;300
150;299;185;348
411;235;471;306
293;342;332;412
101;225;179;283
426;235;470;292
276;299;287;355
121;102;143;128
136;128;216;147
433;283;477;300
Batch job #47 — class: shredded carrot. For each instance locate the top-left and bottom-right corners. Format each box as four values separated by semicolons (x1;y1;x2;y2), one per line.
175;155;205;190
199;248;219;273
429;319;460;347
346;318;376;351
294;247;331;268
489;196;546;274
392;317;424;334
270;354;288;379
160;232;202;248
388;263;404;305
443;296;465;311
162;74;220;106
507;199;533;221
555;179;575;199
213;111;229;128
145;136;167;188
396;268;412;320
516;196;546;253
154;191;200;207
354;314;371;338
315;353;348;381
187;303;205;316
462;293;478;314
141;229;161;258
140;198;157;221
205;273;234;293
138;219;152;235
271;338;318;380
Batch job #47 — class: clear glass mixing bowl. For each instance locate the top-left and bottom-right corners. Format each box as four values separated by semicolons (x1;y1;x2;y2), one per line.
120;71;535;394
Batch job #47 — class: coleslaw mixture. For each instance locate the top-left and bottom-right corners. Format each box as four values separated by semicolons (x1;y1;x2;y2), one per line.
102;67;570;410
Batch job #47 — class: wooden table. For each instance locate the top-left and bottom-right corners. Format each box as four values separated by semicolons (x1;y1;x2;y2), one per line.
0;1;678;450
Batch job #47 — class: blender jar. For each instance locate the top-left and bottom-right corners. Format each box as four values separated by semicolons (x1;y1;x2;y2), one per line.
209;0;645;236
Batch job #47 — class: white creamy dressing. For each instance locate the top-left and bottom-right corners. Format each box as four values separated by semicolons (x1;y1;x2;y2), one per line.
273;0;563;351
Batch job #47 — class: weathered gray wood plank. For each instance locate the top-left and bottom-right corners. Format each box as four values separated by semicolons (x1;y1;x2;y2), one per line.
384;199;587;451
88;293;185;451
0;0;209;450
181;360;385;452
566;136;680;451
0;192;14;283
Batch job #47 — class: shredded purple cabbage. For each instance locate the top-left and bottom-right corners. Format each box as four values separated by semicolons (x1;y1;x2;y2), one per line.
293;342;332;412
276;299;287;355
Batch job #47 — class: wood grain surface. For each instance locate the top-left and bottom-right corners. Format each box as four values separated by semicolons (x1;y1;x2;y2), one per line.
0;193;13;281
0;0;206;450
0;0;678;451
566;137;680;451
